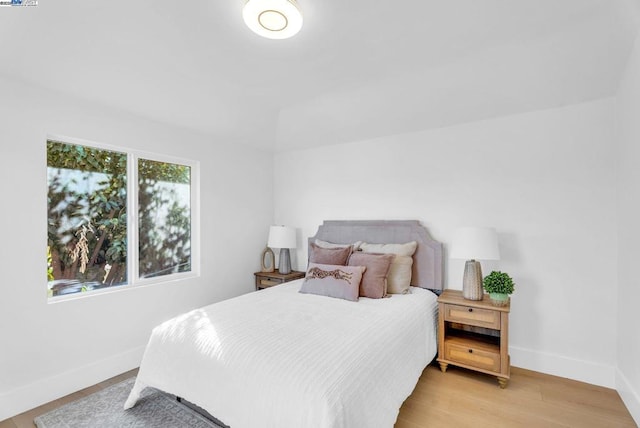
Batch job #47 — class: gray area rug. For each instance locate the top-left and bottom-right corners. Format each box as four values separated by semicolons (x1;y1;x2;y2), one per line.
34;377;224;428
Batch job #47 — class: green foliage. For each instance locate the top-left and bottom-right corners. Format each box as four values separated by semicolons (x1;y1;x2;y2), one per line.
47;140;127;176
483;271;515;295
138;158;190;184
46;246;54;281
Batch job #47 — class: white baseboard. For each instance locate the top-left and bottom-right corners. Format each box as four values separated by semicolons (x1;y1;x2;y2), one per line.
509;345;616;388
617;368;640;425
0;346;144;422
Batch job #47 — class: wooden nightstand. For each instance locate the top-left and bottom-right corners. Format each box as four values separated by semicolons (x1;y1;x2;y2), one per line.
437;289;511;388
254;270;305;290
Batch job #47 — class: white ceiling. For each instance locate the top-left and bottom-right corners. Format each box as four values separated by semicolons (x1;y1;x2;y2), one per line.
1;0;638;152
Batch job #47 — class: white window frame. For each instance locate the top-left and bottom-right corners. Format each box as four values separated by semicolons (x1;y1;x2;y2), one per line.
47;134;201;302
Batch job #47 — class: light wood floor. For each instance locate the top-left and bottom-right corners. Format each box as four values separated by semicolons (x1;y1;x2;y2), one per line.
1;365;636;428
397;365;637;428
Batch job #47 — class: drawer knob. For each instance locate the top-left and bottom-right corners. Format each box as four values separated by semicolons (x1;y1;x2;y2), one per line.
468;349;473;353
468;308;473;312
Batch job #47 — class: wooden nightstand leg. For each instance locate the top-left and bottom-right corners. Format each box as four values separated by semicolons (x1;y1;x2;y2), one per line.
438;362;448;373
497;377;508;389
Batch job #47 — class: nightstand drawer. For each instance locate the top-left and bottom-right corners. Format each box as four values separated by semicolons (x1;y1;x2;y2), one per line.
259;279;281;287
443;303;500;329
444;338;500;372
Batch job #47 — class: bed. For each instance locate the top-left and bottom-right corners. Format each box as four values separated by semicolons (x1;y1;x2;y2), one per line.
125;220;444;428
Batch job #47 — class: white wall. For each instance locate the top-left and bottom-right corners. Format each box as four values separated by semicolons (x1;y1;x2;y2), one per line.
615;26;640;423
274;98;618;388
0;76;273;420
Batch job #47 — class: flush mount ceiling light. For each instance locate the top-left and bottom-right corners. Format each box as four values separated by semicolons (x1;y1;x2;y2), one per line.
243;0;303;39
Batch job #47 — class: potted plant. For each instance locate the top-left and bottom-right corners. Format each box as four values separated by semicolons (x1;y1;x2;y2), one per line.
483;271;515;306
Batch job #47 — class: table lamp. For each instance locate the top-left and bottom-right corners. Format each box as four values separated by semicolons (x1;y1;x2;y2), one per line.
450;227;500;300
267;225;297;274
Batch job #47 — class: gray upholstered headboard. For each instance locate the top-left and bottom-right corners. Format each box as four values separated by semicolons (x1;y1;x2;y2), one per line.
308;220;444;291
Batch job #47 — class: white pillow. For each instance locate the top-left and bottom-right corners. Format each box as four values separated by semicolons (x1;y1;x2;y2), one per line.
359;241;417;294
359;241;417;257
314;239;362;251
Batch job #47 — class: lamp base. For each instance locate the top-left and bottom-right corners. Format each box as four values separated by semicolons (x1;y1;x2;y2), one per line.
278;248;292;274
462;260;483;300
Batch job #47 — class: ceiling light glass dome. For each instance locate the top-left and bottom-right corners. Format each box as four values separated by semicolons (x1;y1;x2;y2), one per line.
243;0;303;39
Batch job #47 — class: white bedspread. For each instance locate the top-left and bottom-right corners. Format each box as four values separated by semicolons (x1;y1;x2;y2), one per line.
125;280;438;428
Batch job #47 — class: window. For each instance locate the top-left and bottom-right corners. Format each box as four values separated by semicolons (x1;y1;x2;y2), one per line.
46;138;198;299
138;158;191;279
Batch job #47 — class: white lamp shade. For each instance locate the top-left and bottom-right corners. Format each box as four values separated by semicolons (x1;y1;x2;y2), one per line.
243;0;303;40
267;225;297;249
450;227;500;260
